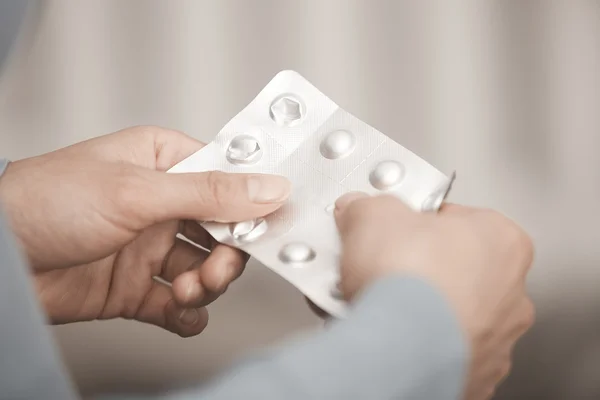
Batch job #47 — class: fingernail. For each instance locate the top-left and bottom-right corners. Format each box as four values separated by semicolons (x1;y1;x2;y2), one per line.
179;308;199;325
335;192;368;211
247;175;291;203
185;281;200;302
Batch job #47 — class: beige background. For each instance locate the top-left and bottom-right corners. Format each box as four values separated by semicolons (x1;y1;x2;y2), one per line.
1;1;599;399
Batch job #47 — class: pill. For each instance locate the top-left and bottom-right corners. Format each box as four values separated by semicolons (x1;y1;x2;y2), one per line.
278;242;316;264
369;160;405;190
325;203;335;214
269;95;303;127
319;129;356;160
226;135;263;165
229;218;268;242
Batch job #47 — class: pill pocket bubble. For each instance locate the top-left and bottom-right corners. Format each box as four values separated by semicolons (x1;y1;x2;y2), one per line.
269;94;304;127
319;129;356;160
278;242;316;265
226;135;263;165
229;218;268;242
369;160;405;190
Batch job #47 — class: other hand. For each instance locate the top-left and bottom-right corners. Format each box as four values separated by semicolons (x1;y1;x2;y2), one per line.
330;193;535;400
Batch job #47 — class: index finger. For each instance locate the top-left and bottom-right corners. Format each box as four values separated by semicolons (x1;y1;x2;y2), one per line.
334;194;415;236
333;192;370;234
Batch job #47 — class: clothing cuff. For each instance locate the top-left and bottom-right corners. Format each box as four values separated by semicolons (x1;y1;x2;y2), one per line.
0;158;10;177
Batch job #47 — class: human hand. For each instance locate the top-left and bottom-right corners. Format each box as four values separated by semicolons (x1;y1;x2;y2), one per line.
331;192;535;400
0;126;291;336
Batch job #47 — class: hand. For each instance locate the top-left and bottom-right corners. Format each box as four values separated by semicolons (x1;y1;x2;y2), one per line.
0;126;291;337
332;192;535;400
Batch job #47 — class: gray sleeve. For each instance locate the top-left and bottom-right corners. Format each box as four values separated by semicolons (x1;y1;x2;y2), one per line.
0;158;9;176
0;207;78;399
164;277;468;400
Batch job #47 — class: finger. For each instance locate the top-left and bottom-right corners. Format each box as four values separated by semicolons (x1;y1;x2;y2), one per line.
333;192;369;233
160;237;210;282
179;220;217;250
334;194;412;236
171;244;249;307
335;191;369;212
508;296;536;339
149;171;292;223
134;281;209;338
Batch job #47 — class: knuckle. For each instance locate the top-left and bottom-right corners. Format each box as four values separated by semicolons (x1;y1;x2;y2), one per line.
479;385;497;400
486;210;535;265
199;171;230;209
520;297;536;331
508;226;534;266
128;125;159;139
484;391;495;400
131;124;154;133
498;360;512;379
113;179;134;206
519;232;535;265
115;182;141;207
505;222;527;245
113;169;150;218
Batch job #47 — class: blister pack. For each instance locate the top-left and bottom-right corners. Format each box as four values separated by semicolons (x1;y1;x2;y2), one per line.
168;70;455;318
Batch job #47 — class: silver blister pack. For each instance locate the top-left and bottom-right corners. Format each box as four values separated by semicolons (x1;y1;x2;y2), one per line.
168;70;455;318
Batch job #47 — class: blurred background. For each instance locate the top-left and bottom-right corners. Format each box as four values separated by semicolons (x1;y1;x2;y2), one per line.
1;1;599;399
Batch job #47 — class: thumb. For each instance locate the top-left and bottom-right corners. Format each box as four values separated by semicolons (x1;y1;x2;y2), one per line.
148;170;291;223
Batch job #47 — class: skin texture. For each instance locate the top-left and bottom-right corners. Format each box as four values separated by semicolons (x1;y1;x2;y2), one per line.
331;192;535;400
0;126;291;337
